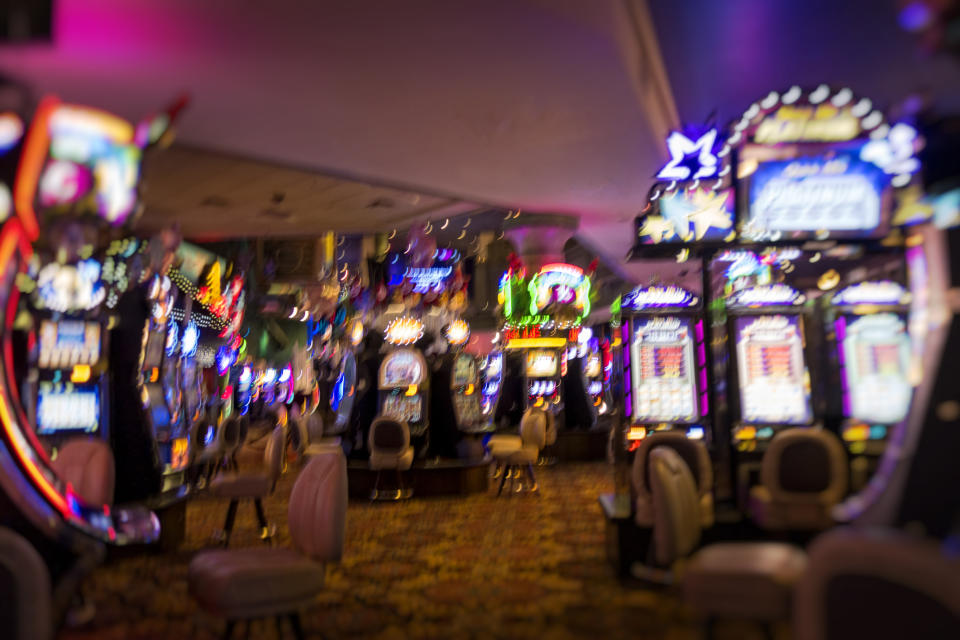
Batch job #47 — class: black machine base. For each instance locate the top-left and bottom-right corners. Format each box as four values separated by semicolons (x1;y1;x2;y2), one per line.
347;458;490;499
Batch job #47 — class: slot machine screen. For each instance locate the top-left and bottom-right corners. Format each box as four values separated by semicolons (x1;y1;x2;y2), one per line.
452;354;477;386
841;313;911;423
38;320;101;369
526;350;558;377
37;386;99;434
735;314;812;425
382;393;421;423
381;350;424;387
584;354;601;378
631;316;699;423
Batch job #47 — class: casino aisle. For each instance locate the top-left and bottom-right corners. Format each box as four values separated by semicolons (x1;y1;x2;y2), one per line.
0;3;957;640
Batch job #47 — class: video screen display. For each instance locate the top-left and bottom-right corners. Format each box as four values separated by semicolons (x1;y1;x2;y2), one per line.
145;383;171;430
841;313;912;424
584;354;601;378
454;394;480;426
526;350;558;378
631;316;699;423
452;354;477;386
381;350;425;387
37;386;99;434
38;320;100;369
382;393;422;423
735;314;812;425
744;147;890;240
142;326;165;370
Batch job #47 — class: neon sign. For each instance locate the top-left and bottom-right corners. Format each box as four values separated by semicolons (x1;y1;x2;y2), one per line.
832;281;909;306
622;285;698;310
752;104;861;144
656;129;720;180
528;263;591;318
727;284;804;307
384;316;424;346
404;266;451;293
747;151;887;237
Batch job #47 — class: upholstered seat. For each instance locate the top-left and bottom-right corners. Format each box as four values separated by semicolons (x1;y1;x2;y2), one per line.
684;543;807;621
189;547;325;619
487;434;522;455
645;447;806;636
189;452;347;639
51;438;115;506
631;431;713;528
0;527;54;640
209;426;285;546
296;410;342;458
748;428;847;531
492;408;547;495
368;417;414;499
209;473;272;499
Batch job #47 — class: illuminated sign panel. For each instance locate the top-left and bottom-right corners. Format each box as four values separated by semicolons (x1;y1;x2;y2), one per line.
832;281;909;306
623;285;698;310
637;188;735;245
746;151;889;238
752;104;861;144
526;350;559;377
727;284;804;308
838;313;911;424
631;316;699;423
528;263;591;317
734;315;812;425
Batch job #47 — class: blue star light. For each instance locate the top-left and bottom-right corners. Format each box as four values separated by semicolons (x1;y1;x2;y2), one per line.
656;129;719;181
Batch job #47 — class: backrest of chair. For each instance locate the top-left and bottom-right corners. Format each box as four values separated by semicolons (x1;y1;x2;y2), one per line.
632;431;712;500
761;428;847;503
221;417;243;454
288;452;348;562
306;412;325;443
368;417;409;455
264;426;285;486
544;410;557;446
520;408;548;451
0;527;53;640
794;528;960;640
51;438;115;506
648;447;701;566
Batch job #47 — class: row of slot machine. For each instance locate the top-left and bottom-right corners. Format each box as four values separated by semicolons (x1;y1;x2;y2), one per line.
618;274;912;492
233;361;295;418
375;315;489;458
613;83;933;498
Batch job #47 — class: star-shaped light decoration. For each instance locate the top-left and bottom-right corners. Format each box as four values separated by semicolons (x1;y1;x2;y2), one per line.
687;189;734;240
656;129;719;181
637;215;676;244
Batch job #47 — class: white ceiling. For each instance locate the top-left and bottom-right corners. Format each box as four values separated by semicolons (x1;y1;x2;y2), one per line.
0;0;677;279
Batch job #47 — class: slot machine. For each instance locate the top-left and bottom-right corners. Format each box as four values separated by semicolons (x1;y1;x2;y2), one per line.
179;320;203;426
582;334;607;416
235;362;253;416
379;316;430;454
450;352;482;431
275;363;293;405
525;348;562;409
619;285;709;450
261;366;278;405
328;351;357;436
829;280;912;488
725;282;816;496
137;274;190;488
480;350;503;420
30;318;109;449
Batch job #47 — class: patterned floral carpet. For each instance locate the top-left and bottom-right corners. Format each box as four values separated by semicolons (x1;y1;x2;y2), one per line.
58;461;770;640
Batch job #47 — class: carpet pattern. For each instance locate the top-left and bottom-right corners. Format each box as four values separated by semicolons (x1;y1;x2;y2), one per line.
58;461;771;640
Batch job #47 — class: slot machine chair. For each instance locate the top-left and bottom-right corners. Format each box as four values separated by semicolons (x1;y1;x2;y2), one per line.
646;448;807;638
492;408;548;495
0;527;54;640
189;412;241;488
631;431;713;528
748;429;847;532
209;426;285;546
794;528;960;640
368;417;414;500
51;437;116;506
189;452;347;640
293;406;342;459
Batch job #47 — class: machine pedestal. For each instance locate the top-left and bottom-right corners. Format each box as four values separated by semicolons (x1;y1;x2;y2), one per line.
347;458;489;499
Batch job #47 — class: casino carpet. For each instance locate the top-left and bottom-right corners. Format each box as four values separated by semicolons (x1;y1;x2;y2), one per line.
58;460;774;640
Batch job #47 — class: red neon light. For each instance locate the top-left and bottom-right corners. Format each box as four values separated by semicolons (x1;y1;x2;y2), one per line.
13;96;59;242
0;222;71;518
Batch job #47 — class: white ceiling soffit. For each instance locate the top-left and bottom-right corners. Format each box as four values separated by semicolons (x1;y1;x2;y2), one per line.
0;0;678;273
